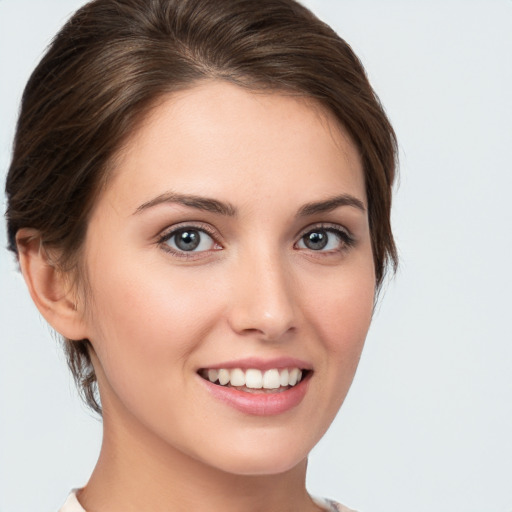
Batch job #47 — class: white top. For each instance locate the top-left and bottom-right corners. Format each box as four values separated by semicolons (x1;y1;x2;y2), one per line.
59;490;357;512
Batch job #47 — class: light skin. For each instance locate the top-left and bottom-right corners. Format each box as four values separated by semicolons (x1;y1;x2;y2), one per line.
18;81;375;511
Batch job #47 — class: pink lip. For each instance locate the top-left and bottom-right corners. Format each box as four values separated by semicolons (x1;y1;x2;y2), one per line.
198;359;313;416
199;357;313;372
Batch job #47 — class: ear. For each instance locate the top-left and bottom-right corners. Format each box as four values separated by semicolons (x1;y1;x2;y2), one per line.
16;228;88;341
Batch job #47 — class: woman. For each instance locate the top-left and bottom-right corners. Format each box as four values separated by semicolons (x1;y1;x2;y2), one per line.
5;0;397;510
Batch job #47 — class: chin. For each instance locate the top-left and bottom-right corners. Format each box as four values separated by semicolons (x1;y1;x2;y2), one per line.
194;431;315;477
210;451;308;477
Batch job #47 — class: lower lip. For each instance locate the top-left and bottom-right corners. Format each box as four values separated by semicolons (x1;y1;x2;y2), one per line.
199;373;311;416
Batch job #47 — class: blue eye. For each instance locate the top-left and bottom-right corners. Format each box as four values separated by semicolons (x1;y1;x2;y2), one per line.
297;227;354;252
163;228;216;253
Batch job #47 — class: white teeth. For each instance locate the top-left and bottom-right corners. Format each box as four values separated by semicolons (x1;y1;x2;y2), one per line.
230;368;245;387
263;369;280;389
218;369;230;386
204;367;307;389
288;368;299;386
245;369;263;389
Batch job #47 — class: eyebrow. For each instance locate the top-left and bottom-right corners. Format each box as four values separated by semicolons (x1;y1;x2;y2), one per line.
296;194;366;217
134;191;365;217
134;192;237;216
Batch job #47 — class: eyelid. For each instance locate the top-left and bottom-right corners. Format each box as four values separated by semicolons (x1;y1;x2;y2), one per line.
295;222;356;251
156;221;223;258
155;221;355;260
296;222;354;240
157;221;219;242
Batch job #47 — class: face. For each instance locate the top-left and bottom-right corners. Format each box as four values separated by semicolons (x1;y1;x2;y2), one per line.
80;81;375;475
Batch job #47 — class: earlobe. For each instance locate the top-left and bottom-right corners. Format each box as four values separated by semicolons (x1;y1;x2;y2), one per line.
16;228;88;341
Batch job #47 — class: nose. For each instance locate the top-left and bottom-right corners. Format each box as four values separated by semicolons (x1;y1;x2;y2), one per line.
227;250;298;342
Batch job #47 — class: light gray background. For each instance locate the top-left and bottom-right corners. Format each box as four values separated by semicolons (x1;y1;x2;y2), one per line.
1;1;511;511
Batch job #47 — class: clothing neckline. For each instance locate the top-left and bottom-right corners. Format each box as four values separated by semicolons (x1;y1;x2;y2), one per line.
59;489;353;512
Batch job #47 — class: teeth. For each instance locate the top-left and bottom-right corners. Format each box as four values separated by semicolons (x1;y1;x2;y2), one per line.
289;368;299;386
263;369;280;389
218;369;230;386
230;368;245;387
207;369;218;383
205;367;306;389
245;369;263;389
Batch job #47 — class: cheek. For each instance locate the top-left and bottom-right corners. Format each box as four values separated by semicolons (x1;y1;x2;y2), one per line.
84;258;222;389
302;256;375;390
307;259;375;343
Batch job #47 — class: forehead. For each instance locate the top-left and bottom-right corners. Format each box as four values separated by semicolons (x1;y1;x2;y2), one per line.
101;81;365;215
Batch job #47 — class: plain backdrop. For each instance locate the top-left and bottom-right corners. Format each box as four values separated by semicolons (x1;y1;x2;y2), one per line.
1;1;511;511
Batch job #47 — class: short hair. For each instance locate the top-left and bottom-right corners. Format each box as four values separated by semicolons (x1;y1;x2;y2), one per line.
5;0;398;414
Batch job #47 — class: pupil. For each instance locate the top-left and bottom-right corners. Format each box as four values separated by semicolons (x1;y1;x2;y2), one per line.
176;230;200;251
305;231;327;250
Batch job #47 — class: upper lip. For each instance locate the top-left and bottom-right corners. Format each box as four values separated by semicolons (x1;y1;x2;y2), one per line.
198;357;313;372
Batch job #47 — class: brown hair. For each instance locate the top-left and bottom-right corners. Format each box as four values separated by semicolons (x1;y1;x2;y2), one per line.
5;0;398;414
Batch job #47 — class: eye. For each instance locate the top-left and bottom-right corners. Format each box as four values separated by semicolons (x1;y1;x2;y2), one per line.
159;226;219;255
296;226;355;252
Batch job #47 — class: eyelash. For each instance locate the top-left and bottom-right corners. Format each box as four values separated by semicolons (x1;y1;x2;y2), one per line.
157;222;356;260
157;222;220;260
297;224;356;254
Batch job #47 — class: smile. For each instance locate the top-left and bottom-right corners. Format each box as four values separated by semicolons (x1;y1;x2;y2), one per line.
199;368;306;393
197;358;312;415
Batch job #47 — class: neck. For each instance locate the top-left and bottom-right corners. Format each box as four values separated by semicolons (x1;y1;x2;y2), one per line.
79;398;320;512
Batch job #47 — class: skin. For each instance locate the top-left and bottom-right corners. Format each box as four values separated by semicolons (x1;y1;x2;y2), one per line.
19;81;375;511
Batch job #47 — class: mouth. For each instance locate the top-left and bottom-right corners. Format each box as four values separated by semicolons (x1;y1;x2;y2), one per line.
198;367;311;394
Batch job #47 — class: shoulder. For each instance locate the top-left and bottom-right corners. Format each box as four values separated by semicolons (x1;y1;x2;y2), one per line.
313;496;359;512
58;490;85;512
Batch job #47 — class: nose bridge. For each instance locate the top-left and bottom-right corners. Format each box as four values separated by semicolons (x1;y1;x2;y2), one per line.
228;243;297;341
